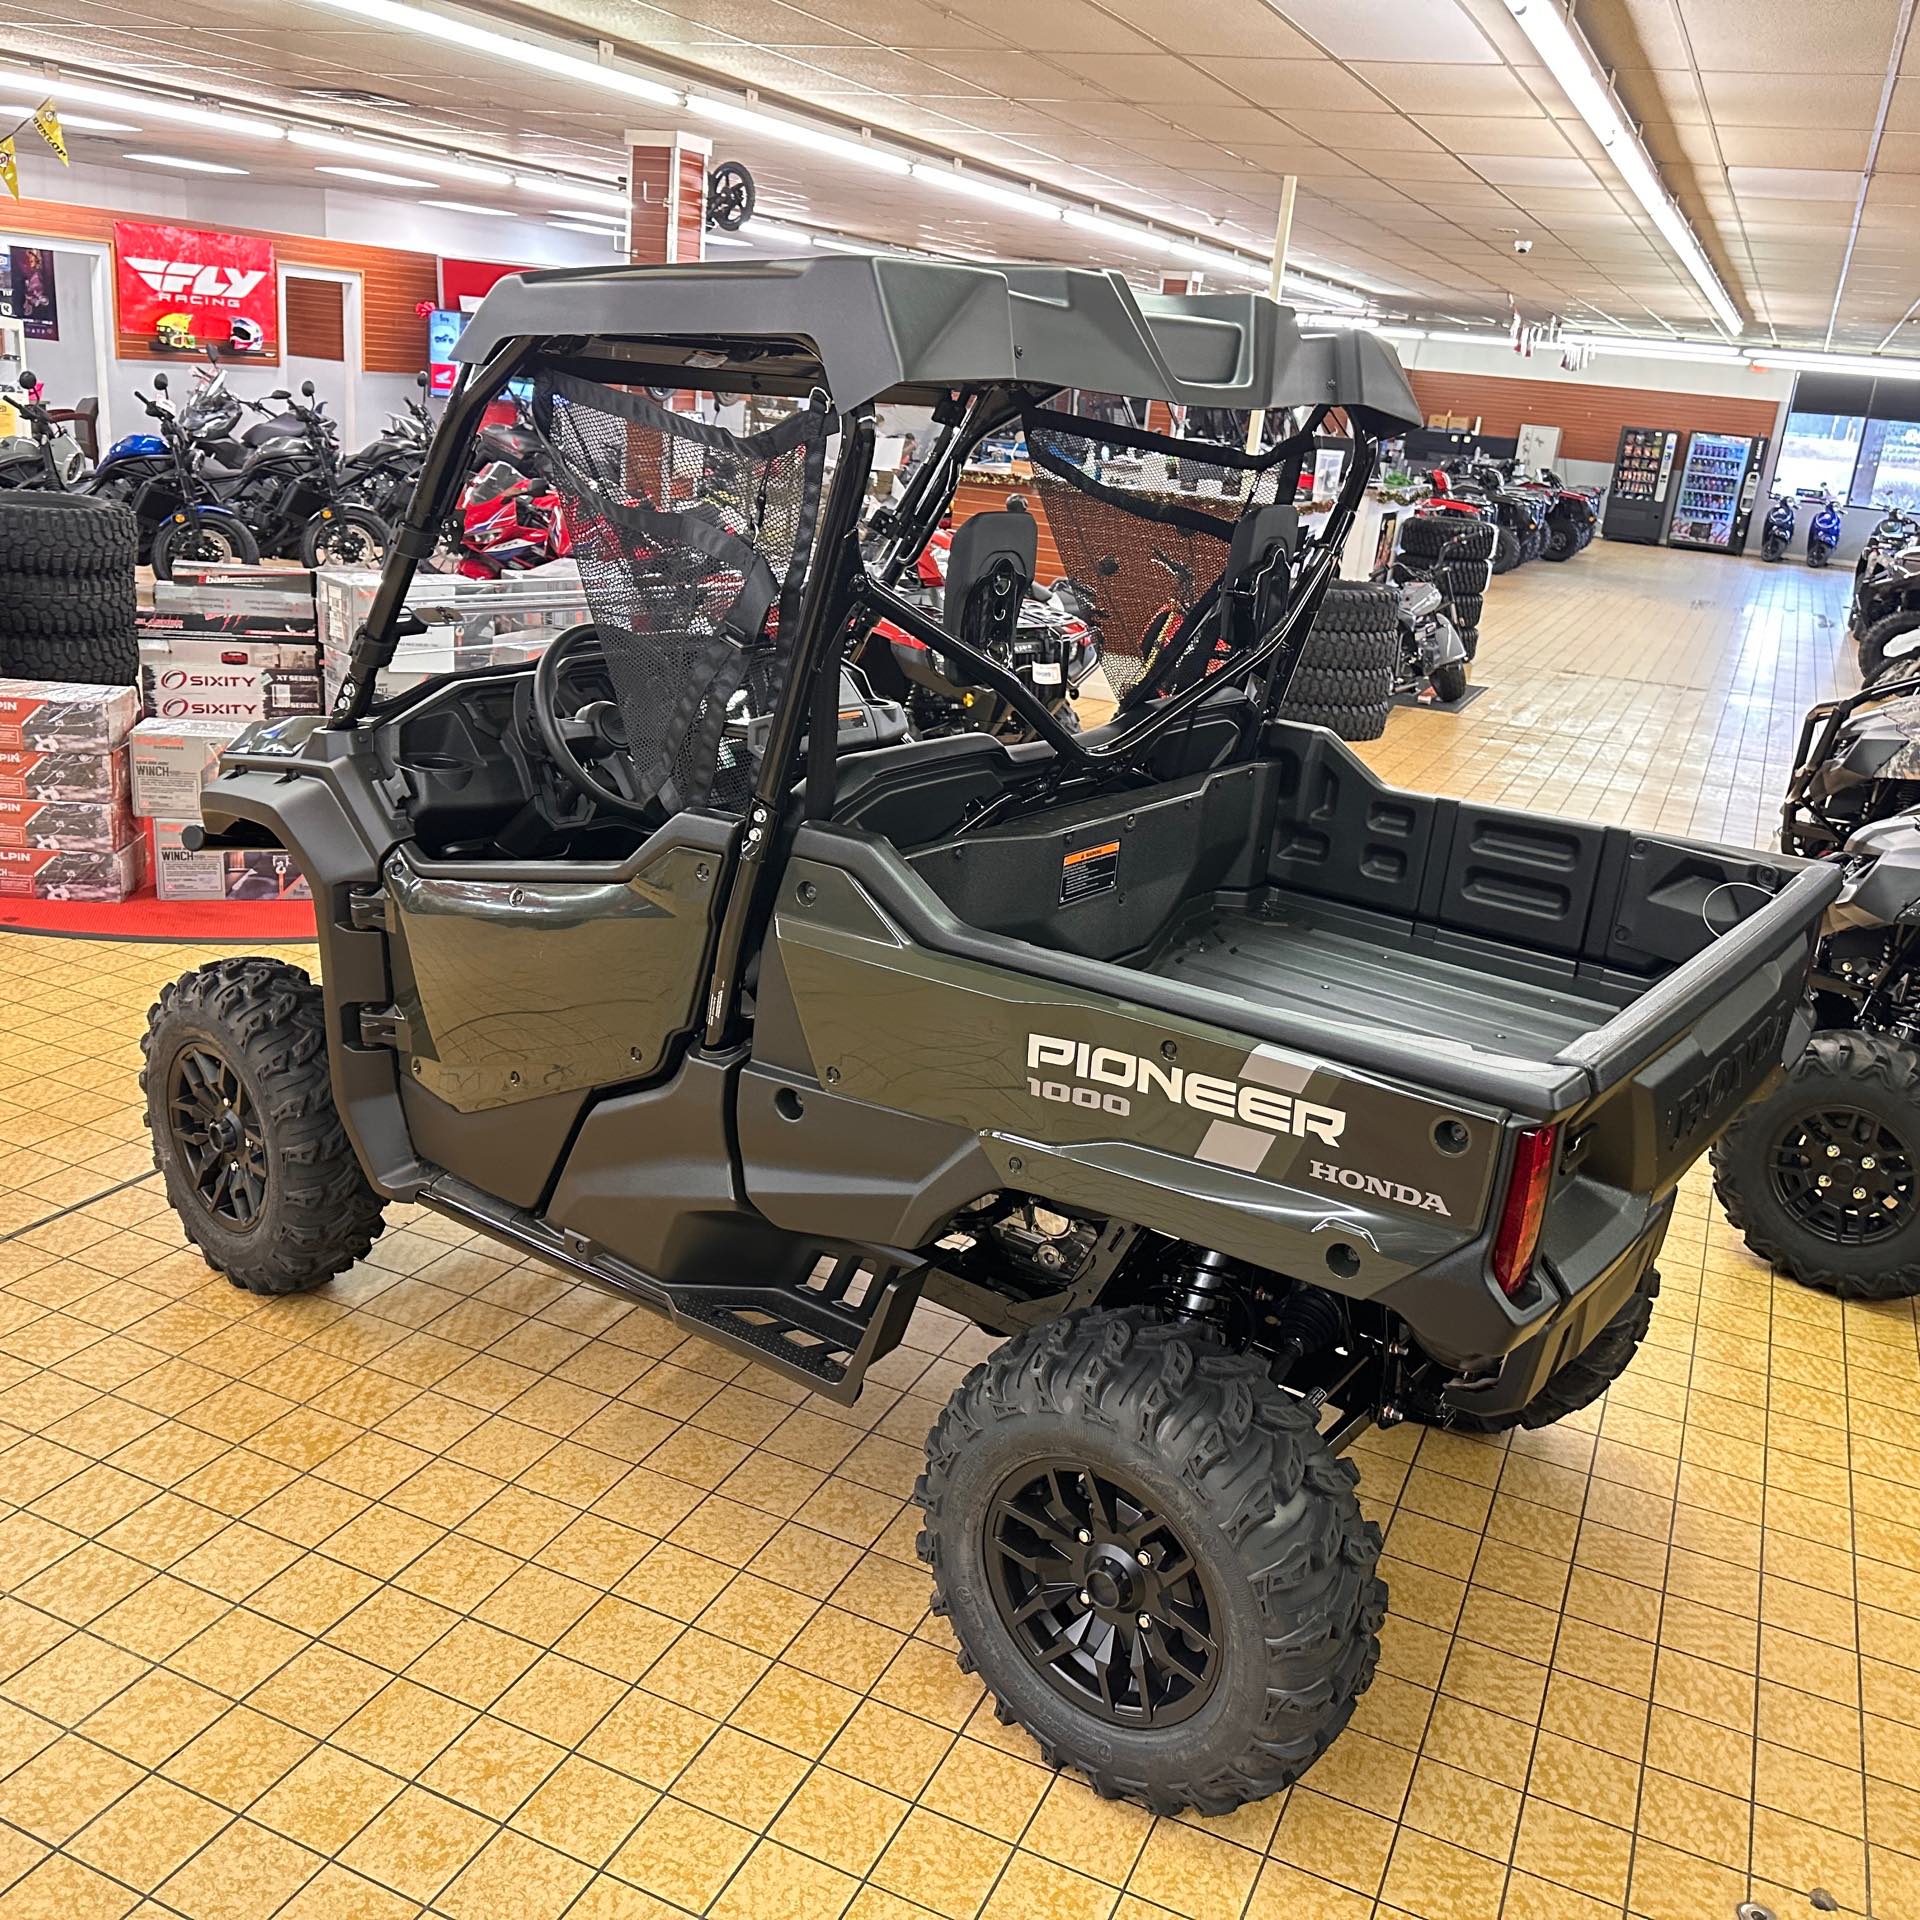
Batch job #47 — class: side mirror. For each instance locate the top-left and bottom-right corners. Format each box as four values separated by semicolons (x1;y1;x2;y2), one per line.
301;380;316;398
17;369;32;388
416;371;428;389
153;371;169;392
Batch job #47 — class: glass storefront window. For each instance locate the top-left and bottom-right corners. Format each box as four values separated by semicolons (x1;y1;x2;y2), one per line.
1852;418;1920;510
1775;412;1864;498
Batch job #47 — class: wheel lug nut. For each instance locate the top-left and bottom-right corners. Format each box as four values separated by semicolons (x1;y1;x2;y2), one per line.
1818;1175;1832;1188
1827;1145;1841;1157
1855;1188;1868;1200
1076;1530;1091;1545
1136;1550;1152;1567
1864;1157;1876;1169
1077;1589;1089;1605
1137;1612;1151;1630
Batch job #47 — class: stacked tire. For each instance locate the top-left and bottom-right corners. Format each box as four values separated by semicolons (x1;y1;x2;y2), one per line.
1280;580;1397;742
1396;515;1494;657
0;494;139;686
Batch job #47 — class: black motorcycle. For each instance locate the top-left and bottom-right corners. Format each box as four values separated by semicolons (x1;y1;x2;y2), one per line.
211;383;392;570
120;373;264;578
341;373;434;527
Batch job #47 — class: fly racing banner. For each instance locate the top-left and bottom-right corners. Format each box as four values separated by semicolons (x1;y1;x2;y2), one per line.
114;221;277;360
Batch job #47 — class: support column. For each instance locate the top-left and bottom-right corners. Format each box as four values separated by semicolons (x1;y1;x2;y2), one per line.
626;129;712;265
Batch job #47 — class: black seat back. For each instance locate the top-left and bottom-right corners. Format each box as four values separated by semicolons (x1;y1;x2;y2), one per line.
943;507;1037;670
1222;503;1298;647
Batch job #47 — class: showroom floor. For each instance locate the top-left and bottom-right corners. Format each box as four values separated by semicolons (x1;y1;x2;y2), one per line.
0;541;1911;1920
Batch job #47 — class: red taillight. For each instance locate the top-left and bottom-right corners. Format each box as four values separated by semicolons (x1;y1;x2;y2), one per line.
1491;1124;1557;1298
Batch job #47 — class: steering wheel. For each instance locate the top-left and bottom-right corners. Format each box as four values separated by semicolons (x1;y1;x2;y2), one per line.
531;624;653;817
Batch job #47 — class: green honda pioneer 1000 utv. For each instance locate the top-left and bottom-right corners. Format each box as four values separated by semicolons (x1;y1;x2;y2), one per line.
145;258;1836;1812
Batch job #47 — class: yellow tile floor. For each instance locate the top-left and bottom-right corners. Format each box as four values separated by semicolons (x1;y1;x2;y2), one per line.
0;541;1910;1920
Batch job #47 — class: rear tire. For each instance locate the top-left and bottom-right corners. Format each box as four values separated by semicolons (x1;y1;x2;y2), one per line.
1858;610;1920;684
142;958;386;1295
1429;660;1468;704
1490;526;1522;574
150;513;260;581
1420;1269;1659;1434
1544;521;1578;561
917;1309;1384;1815
1711;1030;1920;1299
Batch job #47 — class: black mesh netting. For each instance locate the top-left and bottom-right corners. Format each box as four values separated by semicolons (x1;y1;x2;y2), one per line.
533;373;827;813
1023;411;1289;699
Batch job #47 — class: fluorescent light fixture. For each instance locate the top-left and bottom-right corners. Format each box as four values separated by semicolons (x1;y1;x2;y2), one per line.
548;219;622;240
304;0;681;105
1423;329;1519;346
704;234;754;249
1563;333;1745;363
0;102;137;132
317;164;434;188
289;128;510;187
1377;326;1427;341
124;151;248;174
1063;208;1168;255
1167;242;1267;281
1501;0;1740;336
809;233;877;255
1753;351;1920;378
686;96;909;177
520;176;626;214
744;220;812;249
421;199;516;217
910;163;1062;222
0;67;285;138
1284;273;1365;311
548;207;624;227
1296;313;1378;330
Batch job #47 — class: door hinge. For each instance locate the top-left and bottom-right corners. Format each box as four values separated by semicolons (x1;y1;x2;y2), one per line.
347;886;390;932
357;1005;412;1051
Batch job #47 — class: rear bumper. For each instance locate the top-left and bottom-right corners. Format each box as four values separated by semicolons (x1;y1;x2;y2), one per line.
1437;1195;1671;1421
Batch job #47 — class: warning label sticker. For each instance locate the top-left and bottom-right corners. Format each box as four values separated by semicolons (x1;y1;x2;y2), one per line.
1059;838;1120;906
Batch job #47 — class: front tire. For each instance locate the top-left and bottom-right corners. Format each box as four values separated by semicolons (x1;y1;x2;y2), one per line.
1429;660;1468;704
917;1310;1384;1814
142;958;386;1295
150;512;260;580
1544;520;1577;561
299;504;392;569
1712;1030;1920;1299
1490;525;1522;573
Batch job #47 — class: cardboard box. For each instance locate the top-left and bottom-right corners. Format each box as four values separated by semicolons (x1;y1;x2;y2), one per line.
151;573;316;623
151;820;310;903
0;793;137;852
0;840;145;901
128;719;235;819
0;679;141;753
0;746;129;804
139;636;324;725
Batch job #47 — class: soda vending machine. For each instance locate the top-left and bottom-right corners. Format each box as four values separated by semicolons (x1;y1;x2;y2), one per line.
1667;432;1769;553
1601;425;1683;543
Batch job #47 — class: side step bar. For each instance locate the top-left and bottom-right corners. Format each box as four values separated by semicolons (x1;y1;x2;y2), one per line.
416;1173;922;1404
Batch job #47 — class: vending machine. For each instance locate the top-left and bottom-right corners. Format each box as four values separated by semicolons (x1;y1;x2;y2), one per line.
1601;426;1684;543
1667;432;1769;553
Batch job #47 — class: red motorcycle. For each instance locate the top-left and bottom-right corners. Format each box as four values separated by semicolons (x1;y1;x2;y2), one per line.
455;461;571;578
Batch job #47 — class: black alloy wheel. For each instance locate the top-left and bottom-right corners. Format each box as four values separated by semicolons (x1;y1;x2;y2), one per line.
984;1458;1218;1728
168;1042;270;1230
1767;1104;1915;1247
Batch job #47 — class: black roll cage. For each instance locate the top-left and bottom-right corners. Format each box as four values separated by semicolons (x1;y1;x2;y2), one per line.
330;334;1380;1042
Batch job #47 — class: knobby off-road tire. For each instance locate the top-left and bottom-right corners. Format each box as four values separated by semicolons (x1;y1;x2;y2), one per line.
1282;582;1396;740
1421;1268;1661;1434
1858;610;1920;685
142;957;386;1295
0;491;136;575
1712;1030;1920;1299
1277;700;1388;741
1284;661;1393;708
916;1309;1385;1815
1429;660;1469;705
1544;520;1579;561
1399;515;1495;563
1490;525;1522;574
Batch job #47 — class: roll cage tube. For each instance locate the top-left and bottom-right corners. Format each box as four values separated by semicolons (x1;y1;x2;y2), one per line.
331;337;537;725
841;408;1378;794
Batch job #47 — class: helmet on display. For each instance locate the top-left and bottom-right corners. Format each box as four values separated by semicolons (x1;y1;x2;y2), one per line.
228;316;264;354
154;313;195;351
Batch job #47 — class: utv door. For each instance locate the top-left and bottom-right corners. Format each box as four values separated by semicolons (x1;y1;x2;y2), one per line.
378;816;730;1205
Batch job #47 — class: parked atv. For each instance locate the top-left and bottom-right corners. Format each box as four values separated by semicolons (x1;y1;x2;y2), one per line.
1852;542;1920;682
1851;502;1920;631
1714;674;1920;1297
146;259;1836;1814
1512;467;1596;561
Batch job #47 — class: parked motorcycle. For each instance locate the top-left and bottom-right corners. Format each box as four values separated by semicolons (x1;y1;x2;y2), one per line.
0;373;89;491
109;373;262;577
1807;488;1843;568
211;382;392;569
455;461;570;578
1378;520;1483;703
1762;492;1796;562
342;373;434;527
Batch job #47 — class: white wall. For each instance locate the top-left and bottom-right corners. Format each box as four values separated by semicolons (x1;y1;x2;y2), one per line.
0;159;617;448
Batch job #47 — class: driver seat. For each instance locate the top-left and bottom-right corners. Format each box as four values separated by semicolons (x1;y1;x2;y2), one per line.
942;506;1037;671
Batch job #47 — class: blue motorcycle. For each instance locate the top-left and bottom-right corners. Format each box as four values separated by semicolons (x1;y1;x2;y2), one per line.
1761;492;1795;562
1807;489;1843;568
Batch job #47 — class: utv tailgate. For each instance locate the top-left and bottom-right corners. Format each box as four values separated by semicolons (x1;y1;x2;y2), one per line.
1558;859;1839;1193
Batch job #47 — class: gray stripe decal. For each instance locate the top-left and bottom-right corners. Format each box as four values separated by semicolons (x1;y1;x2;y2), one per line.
1194;1118;1275;1172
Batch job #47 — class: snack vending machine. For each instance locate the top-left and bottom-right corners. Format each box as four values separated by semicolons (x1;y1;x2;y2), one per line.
1667;431;1769;553
1601;425;1683;543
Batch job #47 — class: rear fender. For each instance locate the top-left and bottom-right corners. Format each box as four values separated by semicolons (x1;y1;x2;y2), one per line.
198;723;423;1197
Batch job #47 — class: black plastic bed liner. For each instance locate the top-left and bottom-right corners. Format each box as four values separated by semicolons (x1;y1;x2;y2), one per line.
1138;894;1632;1064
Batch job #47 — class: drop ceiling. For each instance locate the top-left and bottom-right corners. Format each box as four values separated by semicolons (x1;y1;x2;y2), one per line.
3;0;1917;348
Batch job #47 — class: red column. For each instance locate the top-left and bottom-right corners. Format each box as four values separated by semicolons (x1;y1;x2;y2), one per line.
627;130;711;265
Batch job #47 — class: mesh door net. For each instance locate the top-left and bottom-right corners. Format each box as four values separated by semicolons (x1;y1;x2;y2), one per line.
1023;411;1288;702
533;373;828;813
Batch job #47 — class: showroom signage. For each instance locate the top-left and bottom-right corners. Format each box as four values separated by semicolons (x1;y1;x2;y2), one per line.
114;222;278;356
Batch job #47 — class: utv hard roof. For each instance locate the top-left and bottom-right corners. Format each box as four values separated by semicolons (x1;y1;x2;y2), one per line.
453;254;1422;428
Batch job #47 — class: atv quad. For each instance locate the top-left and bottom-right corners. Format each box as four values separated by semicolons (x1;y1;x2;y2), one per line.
145;259;1837;1814
1715;673;1920;1296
